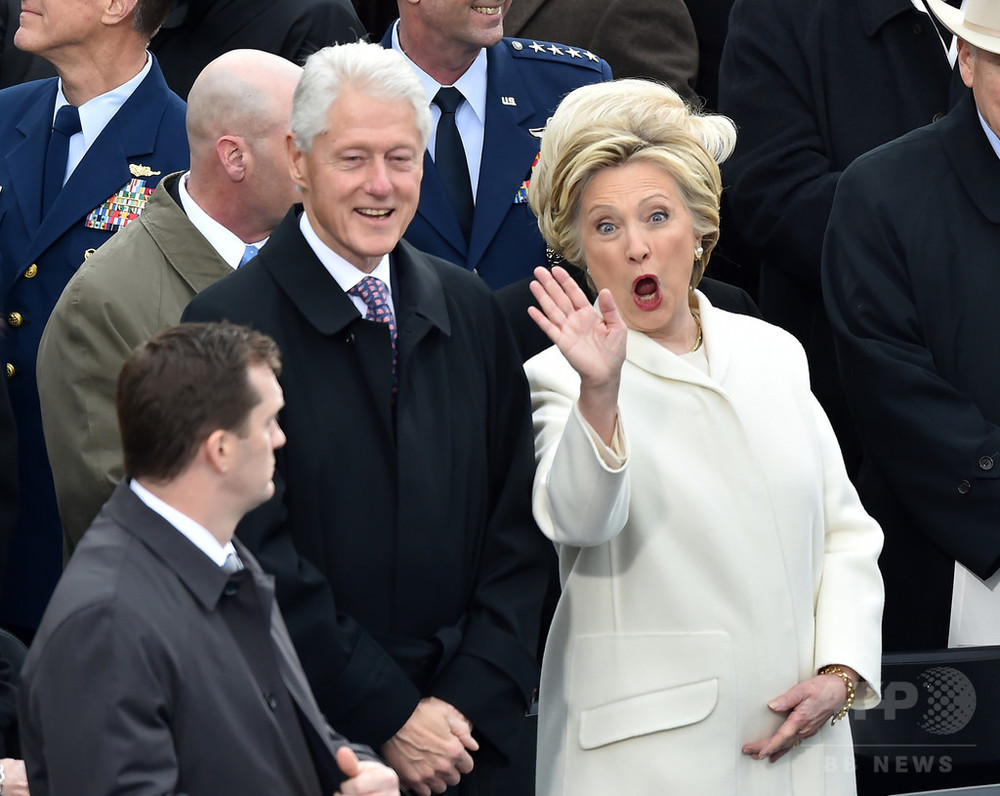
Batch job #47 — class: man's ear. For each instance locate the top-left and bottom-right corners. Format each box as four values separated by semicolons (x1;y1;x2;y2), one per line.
287;133;309;192
103;0;138;26
217;135;248;182
202;429;231;475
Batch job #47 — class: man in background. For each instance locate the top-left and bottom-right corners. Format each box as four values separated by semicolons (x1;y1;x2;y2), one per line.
0;0;188;638
383;0;611;288
37;49;302;559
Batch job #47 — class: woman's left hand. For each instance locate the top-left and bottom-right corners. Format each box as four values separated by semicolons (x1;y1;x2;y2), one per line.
742;669;856;763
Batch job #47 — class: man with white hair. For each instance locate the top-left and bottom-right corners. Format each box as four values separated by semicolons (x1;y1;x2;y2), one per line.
184;42;548;796
37;49;303;559
825;0;1000;656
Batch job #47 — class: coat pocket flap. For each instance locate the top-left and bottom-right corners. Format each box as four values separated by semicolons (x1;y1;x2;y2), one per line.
578;677;719;750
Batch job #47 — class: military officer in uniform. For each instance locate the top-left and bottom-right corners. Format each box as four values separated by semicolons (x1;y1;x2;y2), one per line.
382;1;611;289
0;0;188;639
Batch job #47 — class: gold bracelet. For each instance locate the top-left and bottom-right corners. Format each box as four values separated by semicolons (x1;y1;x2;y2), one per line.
818;665;856;725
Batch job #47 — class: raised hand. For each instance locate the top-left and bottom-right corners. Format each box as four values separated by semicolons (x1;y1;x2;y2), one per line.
529;266;627;444
528;266;627;386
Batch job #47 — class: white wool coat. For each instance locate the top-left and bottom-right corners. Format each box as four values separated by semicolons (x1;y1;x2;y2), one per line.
526;294;884;795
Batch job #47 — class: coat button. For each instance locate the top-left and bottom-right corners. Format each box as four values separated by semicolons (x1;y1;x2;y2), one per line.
7;312;23;328
5;363;13;378
958;479;972;495
932;112;945;122
265;693;278;711
980;456;995;471
24;263;38;279
912;23;923;35
84;248;96;259
512;40;523;50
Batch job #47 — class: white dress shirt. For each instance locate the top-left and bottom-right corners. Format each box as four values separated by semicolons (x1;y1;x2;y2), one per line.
299;212;395;318
52;53;153;186
178;172;268;269
391;20;488;198
130;479;237;569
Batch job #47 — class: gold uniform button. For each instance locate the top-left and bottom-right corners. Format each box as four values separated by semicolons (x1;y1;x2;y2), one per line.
84;248;96;260
5;363;13;378
7;312;23;328
24;263;38;279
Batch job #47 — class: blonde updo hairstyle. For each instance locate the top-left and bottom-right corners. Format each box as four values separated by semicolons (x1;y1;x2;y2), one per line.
528;79;736;290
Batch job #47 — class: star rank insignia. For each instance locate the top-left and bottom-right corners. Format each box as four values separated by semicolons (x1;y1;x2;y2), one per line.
584;51;600;62
529;41;546;53
547;44;563;56
565;48;582;58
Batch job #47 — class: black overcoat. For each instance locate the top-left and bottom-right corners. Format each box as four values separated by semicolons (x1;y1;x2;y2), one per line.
823;93;1000;651
183;208;549;767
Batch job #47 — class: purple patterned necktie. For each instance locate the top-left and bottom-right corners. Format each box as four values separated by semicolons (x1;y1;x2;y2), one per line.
348;275;398;393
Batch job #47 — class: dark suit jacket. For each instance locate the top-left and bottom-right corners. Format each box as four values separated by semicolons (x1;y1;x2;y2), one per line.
718;0;962;472
19;482;376;795
823;92;1000;652
0;370;15;592
503;0;698;102
0;58;188;631
382;27;611;289
150;0;366;99
183;209;549;770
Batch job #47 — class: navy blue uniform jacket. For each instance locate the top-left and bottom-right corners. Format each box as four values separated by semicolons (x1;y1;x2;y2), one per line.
381;27;612;289
0;57;188;629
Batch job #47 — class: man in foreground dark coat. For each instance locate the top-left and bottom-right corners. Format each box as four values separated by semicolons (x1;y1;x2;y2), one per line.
19;322;398;796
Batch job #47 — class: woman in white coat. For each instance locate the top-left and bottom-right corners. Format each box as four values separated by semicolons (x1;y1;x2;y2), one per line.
525;79;884;795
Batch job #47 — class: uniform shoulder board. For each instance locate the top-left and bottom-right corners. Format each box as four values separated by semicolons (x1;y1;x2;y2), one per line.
505;38;606;72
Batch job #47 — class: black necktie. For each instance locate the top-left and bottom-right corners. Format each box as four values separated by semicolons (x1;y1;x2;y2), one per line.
433;87;474;240
43;104;81;214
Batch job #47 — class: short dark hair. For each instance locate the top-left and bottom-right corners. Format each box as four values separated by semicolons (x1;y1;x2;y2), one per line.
117;322;282;482
132;0;173;38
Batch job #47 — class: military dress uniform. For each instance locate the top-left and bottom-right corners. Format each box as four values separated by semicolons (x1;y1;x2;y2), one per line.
381;28;612;289
0;57;188;633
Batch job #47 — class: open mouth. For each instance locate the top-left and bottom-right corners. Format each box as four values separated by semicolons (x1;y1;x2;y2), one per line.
632;274;662;310
472;5;502;16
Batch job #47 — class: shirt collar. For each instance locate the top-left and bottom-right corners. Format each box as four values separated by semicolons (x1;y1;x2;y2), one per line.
54;52;152;150
391;19;488;127
177;171;267;268
977;108;1000;162
298;211;393;310
129;479;236;568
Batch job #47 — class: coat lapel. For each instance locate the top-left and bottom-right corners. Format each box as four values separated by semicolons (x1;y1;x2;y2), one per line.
25;59;174;263
141;173;233;292
416;149;467;255
259;210;397;438
466;43;540;270
7;82;56;235
623;293;732;394
943;93;1000;224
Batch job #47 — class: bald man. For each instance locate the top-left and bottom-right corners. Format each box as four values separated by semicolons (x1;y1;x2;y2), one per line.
37;50;303;558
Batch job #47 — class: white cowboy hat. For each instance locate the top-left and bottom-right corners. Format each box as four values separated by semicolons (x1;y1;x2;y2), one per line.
925;0;1000;55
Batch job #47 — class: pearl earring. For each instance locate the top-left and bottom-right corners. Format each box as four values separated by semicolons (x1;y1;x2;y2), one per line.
694;246;704;259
